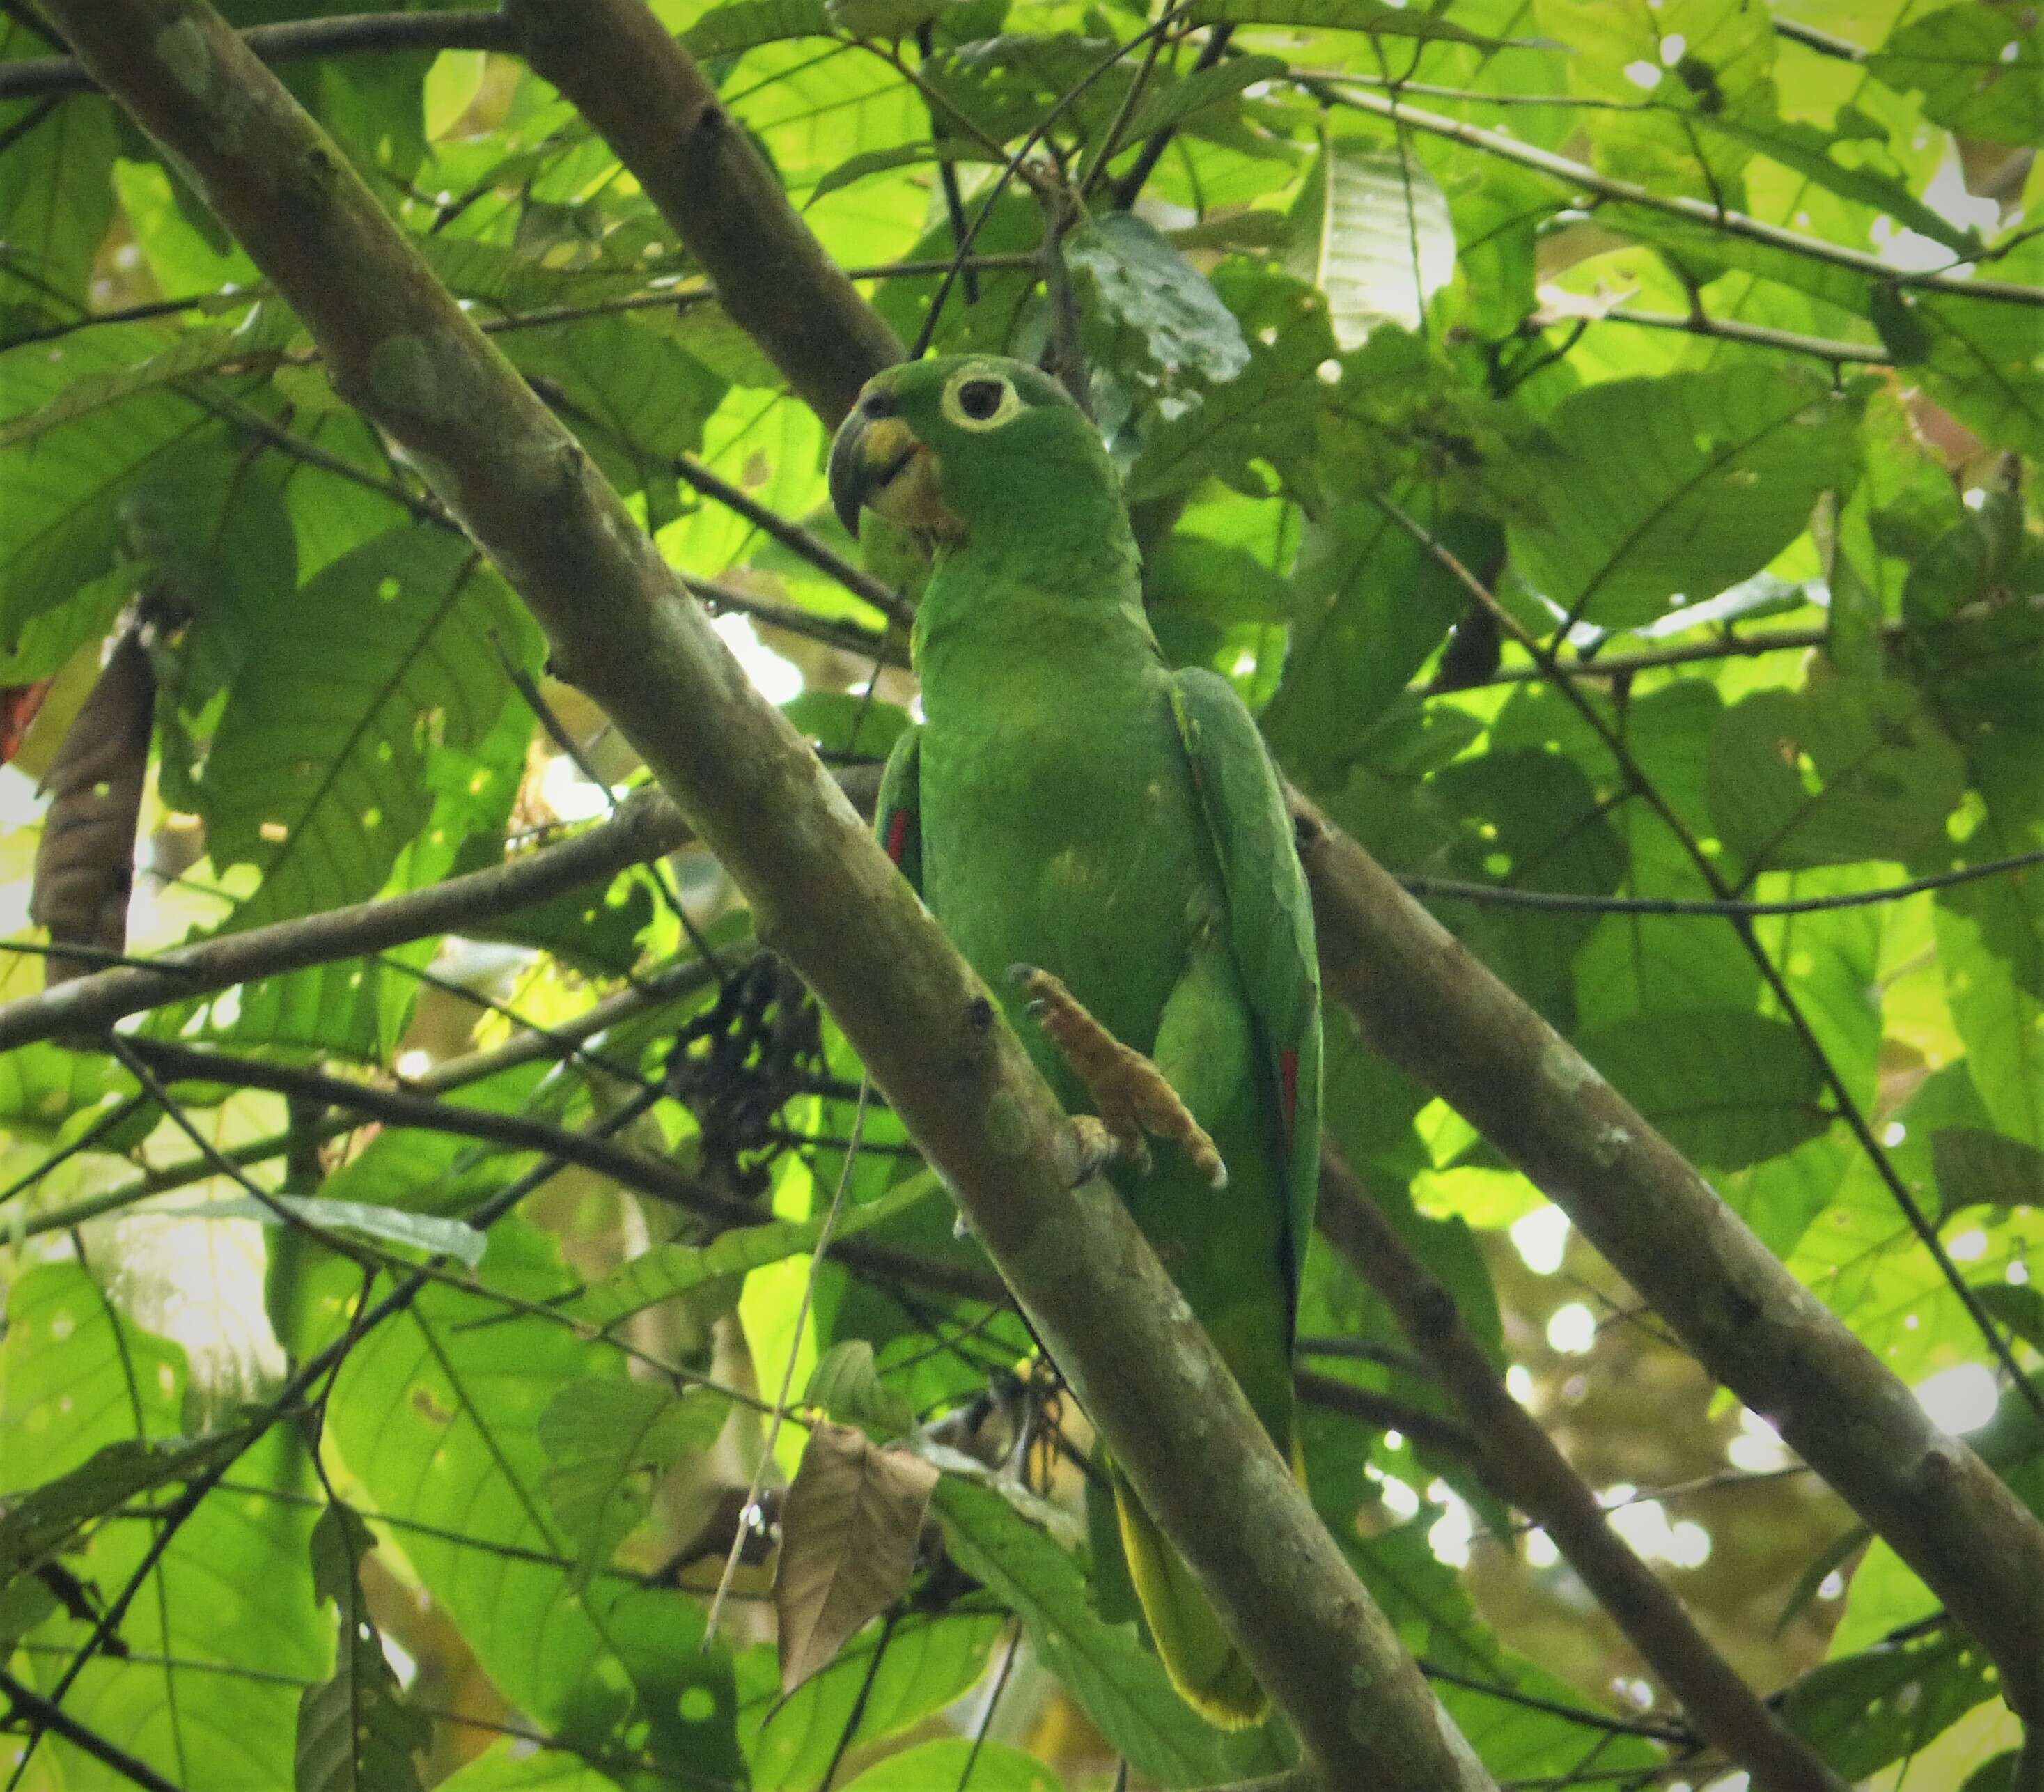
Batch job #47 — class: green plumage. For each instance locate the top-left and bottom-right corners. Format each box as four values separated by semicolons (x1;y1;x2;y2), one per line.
834;355;1321;1728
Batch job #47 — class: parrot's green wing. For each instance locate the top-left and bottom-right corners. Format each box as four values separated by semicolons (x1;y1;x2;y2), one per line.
1167;669;1322;1318
873;724;924;895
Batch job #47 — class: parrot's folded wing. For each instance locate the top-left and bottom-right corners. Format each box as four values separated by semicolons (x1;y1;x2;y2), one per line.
873;724;924;894
1168;668;1323;1316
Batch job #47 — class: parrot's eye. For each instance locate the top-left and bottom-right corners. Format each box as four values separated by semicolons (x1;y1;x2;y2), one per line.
942;371;1020;431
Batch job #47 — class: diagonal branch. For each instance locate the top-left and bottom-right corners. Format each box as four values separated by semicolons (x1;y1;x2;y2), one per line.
1316;1152;1847;1792
1293;790;2044;1722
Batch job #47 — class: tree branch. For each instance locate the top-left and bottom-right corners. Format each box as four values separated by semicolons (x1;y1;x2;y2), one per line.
1293;793;2044;1722
49;8;1484;1782
0;6;516;100
0;789;692;1051
503;0;903;428
1316;1153;1848;1792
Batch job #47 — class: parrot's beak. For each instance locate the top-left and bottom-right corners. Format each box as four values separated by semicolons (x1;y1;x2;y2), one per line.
828;405;917;536
828;392;964;543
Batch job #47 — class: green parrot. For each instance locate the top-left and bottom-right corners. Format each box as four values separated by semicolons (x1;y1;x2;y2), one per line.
827;353;1322;1730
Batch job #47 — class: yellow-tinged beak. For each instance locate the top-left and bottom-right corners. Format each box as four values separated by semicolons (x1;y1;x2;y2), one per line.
828;407;921;537
829;395;964;542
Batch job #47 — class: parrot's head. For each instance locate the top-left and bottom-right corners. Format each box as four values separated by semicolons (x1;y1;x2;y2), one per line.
828;354;1122;555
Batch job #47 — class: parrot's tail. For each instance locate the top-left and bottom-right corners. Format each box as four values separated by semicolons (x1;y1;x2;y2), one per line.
1112;1467;1268;1730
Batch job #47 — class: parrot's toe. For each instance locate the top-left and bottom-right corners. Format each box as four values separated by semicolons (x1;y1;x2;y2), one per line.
1068;1114;1121;1184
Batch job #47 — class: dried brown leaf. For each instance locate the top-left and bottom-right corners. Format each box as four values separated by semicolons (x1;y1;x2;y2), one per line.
0;682;52;763
774;1420;939;1697
29;631;153;987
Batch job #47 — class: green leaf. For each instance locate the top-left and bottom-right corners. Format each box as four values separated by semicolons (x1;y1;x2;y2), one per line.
685;0;834;57
1575;1009;1830;1170
571;1174;938;1330
826;0;945;40
807;141;992;203
841;1739;1063;1791
1123;283;1332;504
931;1477;1254;1787
1504;367;1864;630
806;1338;916;1436
782;689;914;758
1115;54;1290;148
1309;135;1456;348
0;305;295;449
199;524;539;931
1706;678;1967;875
433;1743;623;1791
176;1193;491;1265
0;1263;187;1492
327;1220;740;1773
0;84;118;318
0;1429;253;1587
1779;1626;1999;1779
1185;0;1501;44
1936;889;2044;1147
1871;4;2044;147
539;1380;728;1591
1068;212;1251;410
1932;1128;2044;1218
1;1265;324;1790
742;1610;1004;1791
0;325;230;643
297;1504;430;1792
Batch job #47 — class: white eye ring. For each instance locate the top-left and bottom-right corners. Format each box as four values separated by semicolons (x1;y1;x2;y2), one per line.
942;372;1020;430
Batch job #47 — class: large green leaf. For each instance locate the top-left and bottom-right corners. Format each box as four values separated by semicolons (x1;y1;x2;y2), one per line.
1780;1626;1999;1778
501;314;726;531
538;1379;728;1591
0;325;231;644
326;1220;740;1775
739;1612;1004;1791
1504;366;1863;629
198;523;538;931
1;1265;324;1791
1307;135;1456;349
0;49;118;319
1707;677;1967;875
1871;3;2043;146
1066;211;1250;417
1574;1008;1830;1171
931;1477;1278;1787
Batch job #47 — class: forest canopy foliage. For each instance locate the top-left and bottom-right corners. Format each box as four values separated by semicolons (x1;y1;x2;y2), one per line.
1;1;2043;1789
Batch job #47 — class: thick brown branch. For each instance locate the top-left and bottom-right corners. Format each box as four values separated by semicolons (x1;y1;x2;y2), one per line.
1316;1153;1848;1792
504;0;903;428
49;8;1479;1782
1293;793;2044;1721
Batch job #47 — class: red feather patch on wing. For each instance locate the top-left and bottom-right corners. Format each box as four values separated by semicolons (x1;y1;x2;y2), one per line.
884;808;911;866
1279;1047;1299;1139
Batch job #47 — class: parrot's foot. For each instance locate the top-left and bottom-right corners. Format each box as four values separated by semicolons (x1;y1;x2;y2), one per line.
1009;965;1228;1190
